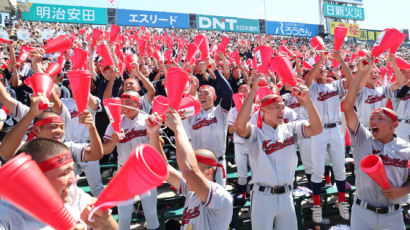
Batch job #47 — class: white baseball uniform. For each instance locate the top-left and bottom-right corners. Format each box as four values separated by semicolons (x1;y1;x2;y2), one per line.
177;178;233;230
61;97;104;197
104;112;159;230
244;120;308;230
183;105;229;186
355;85;394;128
309;80;346;184
391;86;410;142
349;121;410;230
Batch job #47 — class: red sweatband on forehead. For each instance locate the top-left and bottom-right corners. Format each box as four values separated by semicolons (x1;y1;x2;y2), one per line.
121;93;140;104
33;116;63;127
37;152;73;172
371;108;398;122
196;154;226;178
260;96;284;108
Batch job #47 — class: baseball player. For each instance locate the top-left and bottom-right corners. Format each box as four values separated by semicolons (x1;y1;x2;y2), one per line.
103;90;159;230
305;51;353;223
147;109;233;230
62;94;104;196
182;62;233;187
390;62;410;142
0;138;117;230
343;57;410;230
236;77;322;230
354;56;404;129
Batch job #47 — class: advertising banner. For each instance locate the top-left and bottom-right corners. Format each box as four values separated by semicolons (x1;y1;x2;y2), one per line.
266;21;319;37
324;3;365;20
330;21;360;37
358;29;383;41
197;15;259;33
116;9;189;28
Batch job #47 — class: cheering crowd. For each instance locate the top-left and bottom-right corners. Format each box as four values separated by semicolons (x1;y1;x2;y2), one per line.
0;20;409;230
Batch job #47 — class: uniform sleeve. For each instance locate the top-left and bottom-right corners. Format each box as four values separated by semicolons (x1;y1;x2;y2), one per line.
355;89;364;108
204;182;233;213
140;94;152;114
348;121;372;149
243;124;258;145
12;101;30;122
227;108;238;126
285;107;301;122
383;84;394;99
65;141;88;163
178;178;189;197
334;79;346;95
290;120;309;139
103;123;114;140
59;103;72;130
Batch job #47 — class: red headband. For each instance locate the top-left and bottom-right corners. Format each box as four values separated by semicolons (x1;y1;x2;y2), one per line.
371;108;398;122
196;154;226;178
33;116;64;127
121;93;140;104
37;152;73;172
257;96;284;128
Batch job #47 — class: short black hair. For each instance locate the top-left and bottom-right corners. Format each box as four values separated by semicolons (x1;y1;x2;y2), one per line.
17;138;69;163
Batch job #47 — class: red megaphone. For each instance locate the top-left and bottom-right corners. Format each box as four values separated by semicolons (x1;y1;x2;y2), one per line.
42;35;73;54
67;70;91;113
16;46;32;68
231;50;240;66
110;25;121;43
0;153;76;230
97;43;114;66
271;55;297;87
165;68;189;110
92;28;103;49
57;55;66;66
152;95;168;120
311;36;324;50
153;50;164;62
125;53;138;71
103;98;122;133
334;27;348;51
71;48;88;71
360;154;391;189
255;86;273;103
46;62;63;77
254;45;273;75
280;45;294;57
24;73;54;110
194;34;209;61
371;28;401;57
186;43;198;64
93;144;168;210
302;61;313;70
178;96;201;118
395;57;410;70
232;93;244;111
389;33;407;55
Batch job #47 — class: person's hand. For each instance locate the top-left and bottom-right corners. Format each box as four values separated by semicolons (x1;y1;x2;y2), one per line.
206;58;216;73
69;223;86;230
80;200;115;229
30;48;45;64
383;186;408;200
387;55;396;66
146;113;163;136
28;94;49;116
332;50;343;62
251;76;264;93
111;131;124;143
78;110;95;128
358;54;375;73
293;83;311;106
165;108;183;132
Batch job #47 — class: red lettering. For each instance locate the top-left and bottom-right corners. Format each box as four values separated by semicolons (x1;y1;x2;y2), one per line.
262;137;295;155
192;117;218;130
317;91;338;101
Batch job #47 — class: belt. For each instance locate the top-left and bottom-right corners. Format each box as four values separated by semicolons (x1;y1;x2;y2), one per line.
323;122;341;129
398;119;410;124
257;185;292;195
356;198;400;214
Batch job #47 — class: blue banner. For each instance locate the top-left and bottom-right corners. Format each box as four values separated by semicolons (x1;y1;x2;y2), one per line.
116;9;189;29
266;21;319;37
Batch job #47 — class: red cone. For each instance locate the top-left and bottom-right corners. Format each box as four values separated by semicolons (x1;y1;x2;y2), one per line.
97;43;114;66
94;144;168;210
152;96;168;121
334;27;348;51
271;55;297;87
165;68;189;109
46;63;63;77
254;45;273;75
395;57;410;70
360;155;391;189
186;43;198;64
232;93;244;111
280;45;294;57
310;36;324;50
16;46;32;68
71;48;88;71
389;33;407;55
110;25;121;43
42;35;73;54
371;28;401;57
0;153;76;230
178;96;201;118
24;73;54;110
92;28;103;49
67;70;91;113
303;61;313;70
194;34;209;61
103;98;122;133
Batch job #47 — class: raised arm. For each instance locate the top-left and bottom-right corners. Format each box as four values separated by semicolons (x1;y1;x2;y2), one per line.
134;65;156;103
165;108;210;203
306;52;325;87
343;57;375;132
78;110;103;161
333;50;353;89
236;77;260;138
387;55;405;91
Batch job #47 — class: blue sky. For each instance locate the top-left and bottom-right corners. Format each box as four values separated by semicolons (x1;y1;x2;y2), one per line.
29;0;409;30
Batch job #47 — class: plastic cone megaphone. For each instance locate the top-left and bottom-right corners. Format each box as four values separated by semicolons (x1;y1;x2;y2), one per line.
67;70;91;113
24;73;54;110
389;33;407;55
231;50;240;66
165;68;189;109
333;27;348;51
358;49;369;57
254;45;273;75
110;25;121;43
220;36;230;50
0;153;76;230
152;96;168;120
125;53;138;71
371;28;401;57
97;43;114;66
178;96;201;118
186;43;198;64
194;34;209;61
271;55;297;87
46;63;63;77
232;93;244;111
153;50;164;62
360;154;391;189
310;36;324;50
103;98;122;133
71;48;88;71
302;61;313;70
280;45;294;57
395;57;410;70
255;86;273;104
16;46;32;68
92;28;103;49
93;144;168;210
42;35;73;54
57;55;66;66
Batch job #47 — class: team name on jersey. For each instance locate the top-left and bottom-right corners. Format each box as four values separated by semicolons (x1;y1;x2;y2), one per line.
365;94;385;104
400;93;410;101
192;117;217;130
262;137;295;155
317;91;338;101
120;128;147;143
181;206;200;226
379;154;408;168
287;102;300;109
70;110;79;119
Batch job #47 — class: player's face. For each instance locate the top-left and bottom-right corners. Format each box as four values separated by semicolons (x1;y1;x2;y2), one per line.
367;69;379;85
232;68;241;79
238;86;250;98
121;98;139;119
198;87;216;110
35;122;65;142
262;102;285;127
124;80;140;91
139;65;150;77
44;162;75;203
401;69;410;81
369;113;396;142
317;67;327;83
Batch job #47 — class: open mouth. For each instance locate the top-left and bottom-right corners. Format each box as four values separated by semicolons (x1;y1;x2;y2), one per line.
371;127;379;135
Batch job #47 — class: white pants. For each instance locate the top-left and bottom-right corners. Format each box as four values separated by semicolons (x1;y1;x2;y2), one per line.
311;125;346;183
215;158;226;187
250;185;297;230
75;160;104;196
298;137;312;175
396;121;410;142
351;199;404;230
118;188;159;230
234;143;254;185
